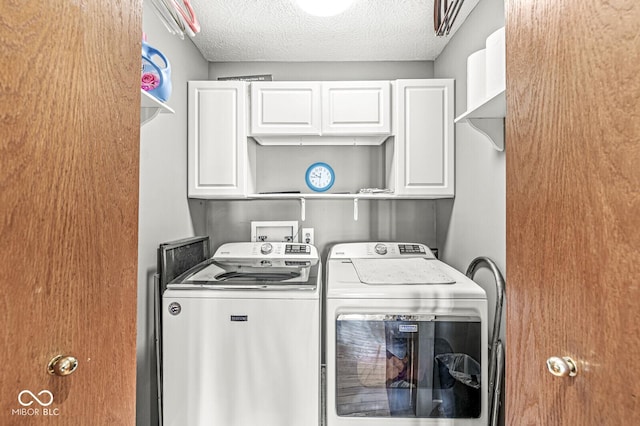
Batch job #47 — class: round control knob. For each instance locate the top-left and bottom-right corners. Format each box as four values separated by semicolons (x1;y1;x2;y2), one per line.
374;243;388;255
546;356;578;378
260;243;273;255
47;355;78;376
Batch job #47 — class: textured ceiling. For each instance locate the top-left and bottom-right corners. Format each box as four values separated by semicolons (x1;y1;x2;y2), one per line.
187;0;480;62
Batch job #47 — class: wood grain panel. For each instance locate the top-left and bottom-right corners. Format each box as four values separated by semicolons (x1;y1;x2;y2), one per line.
0;0;141;423
506;0;640;424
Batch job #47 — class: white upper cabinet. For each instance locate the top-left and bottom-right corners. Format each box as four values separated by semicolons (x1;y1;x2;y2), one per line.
321;81;391;135
394;79;455;197
188;81;251;198
188;79;455;200
250;82;322;135
250;81;390;138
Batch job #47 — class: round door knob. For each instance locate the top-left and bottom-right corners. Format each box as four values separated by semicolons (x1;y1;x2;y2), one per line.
48;355;78;376
260;243;273;255
546;356;578;378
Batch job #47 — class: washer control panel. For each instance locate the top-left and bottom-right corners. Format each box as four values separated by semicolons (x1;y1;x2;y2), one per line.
214;242;318;261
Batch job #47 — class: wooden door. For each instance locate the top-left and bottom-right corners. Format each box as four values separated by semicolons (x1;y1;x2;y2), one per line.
506;0;640;424
0;1;141;424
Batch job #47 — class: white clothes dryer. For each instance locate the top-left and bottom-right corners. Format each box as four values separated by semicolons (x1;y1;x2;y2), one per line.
325;242;488;426
162;242;321;426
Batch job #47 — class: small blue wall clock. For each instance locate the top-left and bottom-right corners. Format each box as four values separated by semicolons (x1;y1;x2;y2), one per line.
305;162;335;192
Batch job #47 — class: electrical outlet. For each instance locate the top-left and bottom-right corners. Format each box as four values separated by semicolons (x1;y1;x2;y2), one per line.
302;228;314;245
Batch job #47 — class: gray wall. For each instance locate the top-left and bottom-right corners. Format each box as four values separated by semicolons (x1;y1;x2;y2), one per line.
206;199;437;262
434;0;506;422
205;61;437;257
209;60;434;81
435;0;505;310
137;3;209;424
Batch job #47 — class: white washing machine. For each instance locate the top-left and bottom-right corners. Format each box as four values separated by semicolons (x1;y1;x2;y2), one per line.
162;242;321;426
326;242;488;426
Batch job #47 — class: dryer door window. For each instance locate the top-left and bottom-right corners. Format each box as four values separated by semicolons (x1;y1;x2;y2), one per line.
335;314;482;419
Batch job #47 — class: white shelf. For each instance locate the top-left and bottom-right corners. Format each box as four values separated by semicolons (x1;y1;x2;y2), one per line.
251;193;391;199
186;193;455;200
245;193;451;200
140;90;174;126
454;90;505;151
455;89;505;122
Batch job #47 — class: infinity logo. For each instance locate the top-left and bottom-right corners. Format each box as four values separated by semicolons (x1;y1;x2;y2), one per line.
18;390;54;407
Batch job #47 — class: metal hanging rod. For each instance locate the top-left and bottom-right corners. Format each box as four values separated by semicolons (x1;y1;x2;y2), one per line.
434;0;466;36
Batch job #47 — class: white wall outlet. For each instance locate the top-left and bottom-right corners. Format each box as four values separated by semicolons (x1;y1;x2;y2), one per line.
302;228;314;245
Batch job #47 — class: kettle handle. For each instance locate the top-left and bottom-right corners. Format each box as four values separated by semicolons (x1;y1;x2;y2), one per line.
143;45;171;72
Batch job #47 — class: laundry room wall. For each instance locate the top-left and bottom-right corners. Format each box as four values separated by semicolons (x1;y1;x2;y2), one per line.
203;61;438;258
137;3;209;424
208;60;434;81
434;0;505;310
206;199;438;260
434;0;506;423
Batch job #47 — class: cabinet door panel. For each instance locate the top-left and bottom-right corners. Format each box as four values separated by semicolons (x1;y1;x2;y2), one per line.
322;81;391;135
407;88;444;185
251;82;321;135
395;80;454;197
189;81;247;197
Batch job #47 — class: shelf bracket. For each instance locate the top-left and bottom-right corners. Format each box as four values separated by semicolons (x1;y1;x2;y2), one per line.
300;198;306;221
140;90;174;127
140;107;162;126
464;118;505;152
353;198;359;221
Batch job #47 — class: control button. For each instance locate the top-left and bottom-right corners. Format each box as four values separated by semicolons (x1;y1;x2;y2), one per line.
374;243;388;255
260;243;273;255
285;244;311;255
398;244;426;254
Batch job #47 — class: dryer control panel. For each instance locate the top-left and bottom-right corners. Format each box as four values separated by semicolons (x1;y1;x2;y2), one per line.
329;242;436;259
397;244;427;255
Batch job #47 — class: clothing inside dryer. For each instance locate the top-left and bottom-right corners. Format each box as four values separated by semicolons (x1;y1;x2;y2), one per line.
336;316;481;418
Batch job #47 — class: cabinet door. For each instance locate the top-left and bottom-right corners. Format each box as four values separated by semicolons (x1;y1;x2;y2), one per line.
322;81;391;135
188;81;248;198
395;79;454;197
250;82;322;135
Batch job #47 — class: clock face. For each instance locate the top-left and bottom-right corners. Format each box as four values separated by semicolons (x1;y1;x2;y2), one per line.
305;162;335;192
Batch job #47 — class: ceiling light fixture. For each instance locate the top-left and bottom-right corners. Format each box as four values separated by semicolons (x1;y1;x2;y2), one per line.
295;0;355;17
